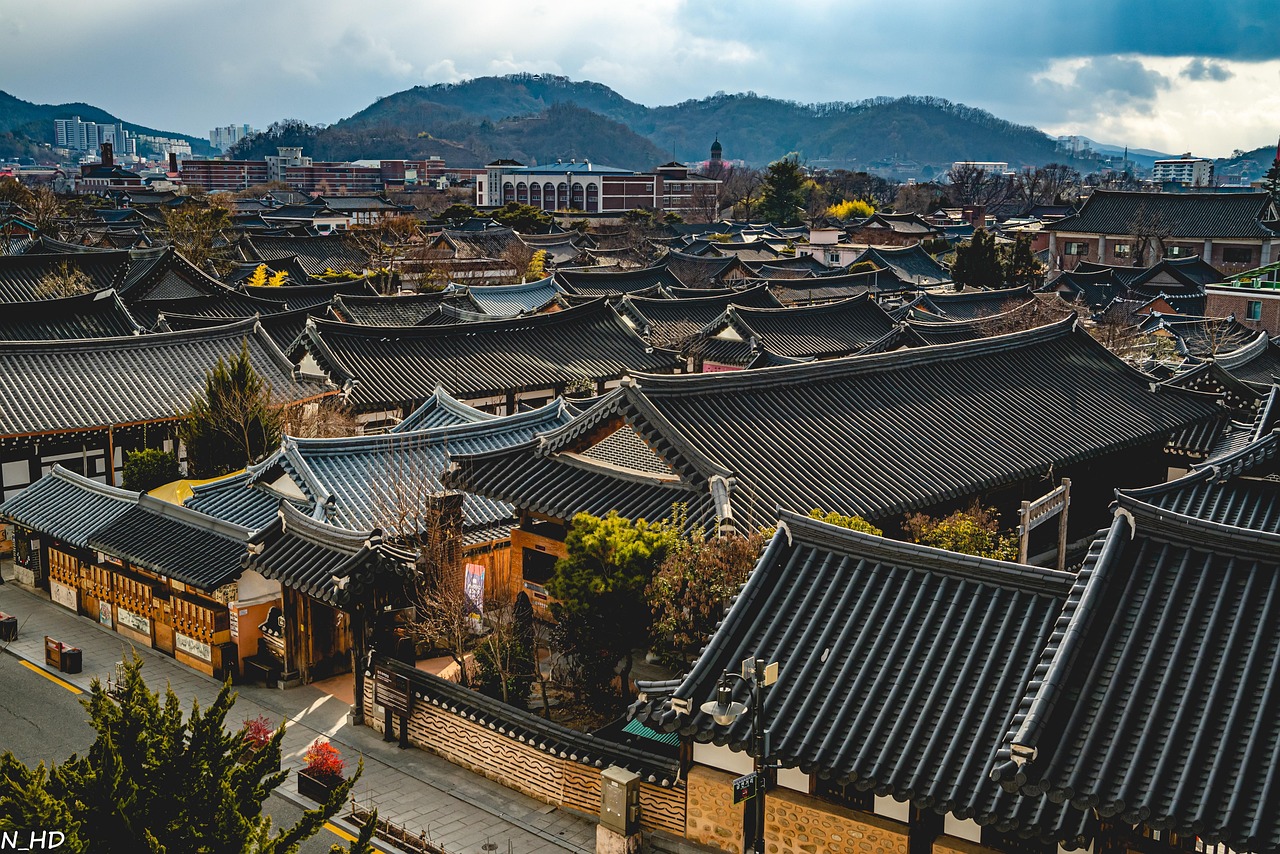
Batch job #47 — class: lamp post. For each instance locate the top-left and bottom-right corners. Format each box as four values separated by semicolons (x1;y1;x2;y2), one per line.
700;657;777;854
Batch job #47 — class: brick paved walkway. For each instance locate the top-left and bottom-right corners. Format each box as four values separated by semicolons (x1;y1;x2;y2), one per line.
0;574;595;854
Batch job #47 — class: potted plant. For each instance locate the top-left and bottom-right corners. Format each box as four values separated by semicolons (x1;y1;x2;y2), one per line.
239;715;279;769
297;738;345;801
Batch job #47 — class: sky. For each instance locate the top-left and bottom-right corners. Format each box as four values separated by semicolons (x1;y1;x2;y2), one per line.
2;0;1278;158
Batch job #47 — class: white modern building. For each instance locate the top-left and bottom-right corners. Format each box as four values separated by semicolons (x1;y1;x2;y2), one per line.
1151;157;1214;187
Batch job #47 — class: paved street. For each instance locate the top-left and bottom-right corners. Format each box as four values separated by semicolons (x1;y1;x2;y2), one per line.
0;575;596;854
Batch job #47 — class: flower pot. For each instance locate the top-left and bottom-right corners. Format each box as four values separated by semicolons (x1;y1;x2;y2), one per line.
297;768;341;802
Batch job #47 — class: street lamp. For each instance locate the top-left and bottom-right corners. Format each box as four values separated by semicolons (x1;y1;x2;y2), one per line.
700;658;778;854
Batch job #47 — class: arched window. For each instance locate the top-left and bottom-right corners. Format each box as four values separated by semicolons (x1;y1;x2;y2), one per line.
544;183;556;210
585;182;599;213
516;182;528;204
502;182;515;204
529;183;542;207
570;183;584;210
557;183;569;208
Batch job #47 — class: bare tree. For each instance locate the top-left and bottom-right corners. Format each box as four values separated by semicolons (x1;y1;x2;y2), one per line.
718;166;763;220
946;163;1016;208
34;260;95;299
345;214;420;293
280;398;362;439
1126;201;1174;267
686;183;720;224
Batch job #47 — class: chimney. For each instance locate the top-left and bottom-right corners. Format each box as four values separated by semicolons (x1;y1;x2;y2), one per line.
169;152;178;173
100;142;114;167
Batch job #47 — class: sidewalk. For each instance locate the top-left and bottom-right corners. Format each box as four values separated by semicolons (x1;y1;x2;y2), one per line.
0;576;596;854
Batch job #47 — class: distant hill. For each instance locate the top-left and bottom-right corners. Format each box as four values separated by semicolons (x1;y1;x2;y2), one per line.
0;90;215;160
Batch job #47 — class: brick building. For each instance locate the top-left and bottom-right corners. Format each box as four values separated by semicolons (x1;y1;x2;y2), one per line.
475;159;719;215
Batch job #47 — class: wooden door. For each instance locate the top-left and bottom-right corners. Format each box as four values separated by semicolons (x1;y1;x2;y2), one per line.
154;600;175;655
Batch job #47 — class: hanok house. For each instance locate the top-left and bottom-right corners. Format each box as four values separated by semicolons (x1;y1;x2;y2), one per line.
243;501;416;689
0;468;261;681
186;399;576;628
1045;190;1280;274
446;317;1223;566
0;319;333;525
293;299;681;427
993;430;1280;854
631;510;1091;854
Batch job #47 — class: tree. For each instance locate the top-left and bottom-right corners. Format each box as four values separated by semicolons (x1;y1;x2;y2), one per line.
180;342;283;478
826;199;875;220
437;203;479;225
548;512;675;707
345;215;419;293
0;654;361;853
945;163;1015;208
757;157;807;227
525;248;548;280
122;448;179;492
648;513;767;669
490;202;552;233
893;182;946;215
806;508;883;535
1001;232;1045;287
951;228;1003;288
34;260;95;299
904;502;1018;560
1263;159;1280;205
163;198;234;273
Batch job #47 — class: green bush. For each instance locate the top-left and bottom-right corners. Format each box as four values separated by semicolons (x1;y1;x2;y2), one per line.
121;448;179;492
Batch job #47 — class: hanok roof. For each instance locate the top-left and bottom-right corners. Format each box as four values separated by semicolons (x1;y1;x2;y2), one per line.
1212;330;1280;389
458;276;562;317
296;300;679;411
390;386;498;433
117;247;230;302
243;235;370;277
155;304;316;353
0;466;136;546
0;288;142;341
0;251;132;302
917;286;1035;321
555;264;684;296
694;295;900;363
851;244;951;285
127;290;289;329
433;227;520;260
448;319;1223;530
244;502;415;608
314;194;405;214
328;291;453;326
662;250;747;286
240;278;379;310
1047;190;1279;239
616;285;781;348
763;269;905;306
850;211;941;236
994;435;1280;851
634;510;1089;843
0;319;332;442
87;494;250;592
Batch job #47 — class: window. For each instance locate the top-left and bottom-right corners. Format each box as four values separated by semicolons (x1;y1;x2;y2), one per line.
1223;246;1254;264
1064;241;1088;255
1166;245;1188;258
1247;300;1262;321
828;252;841;264
1113;243;1131;257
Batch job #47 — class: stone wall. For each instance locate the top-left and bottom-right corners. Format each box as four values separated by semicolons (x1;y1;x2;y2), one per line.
685;764;910;854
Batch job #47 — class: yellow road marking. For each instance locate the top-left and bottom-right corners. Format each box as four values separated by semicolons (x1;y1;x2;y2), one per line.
19;660;83;694
324;820;388;852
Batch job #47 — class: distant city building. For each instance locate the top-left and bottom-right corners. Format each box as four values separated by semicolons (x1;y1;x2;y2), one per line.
1151;156;1214;187
475;158;719;214
950;160;1012;175
54;117;137;156
209;123;256;152
179;148;483;194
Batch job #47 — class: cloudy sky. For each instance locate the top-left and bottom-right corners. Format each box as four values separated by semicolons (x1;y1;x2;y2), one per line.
3;0;1278;157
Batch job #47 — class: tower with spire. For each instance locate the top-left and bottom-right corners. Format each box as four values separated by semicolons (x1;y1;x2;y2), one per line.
710;136;722;165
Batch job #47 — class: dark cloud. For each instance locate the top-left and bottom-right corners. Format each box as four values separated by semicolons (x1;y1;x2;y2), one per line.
1181;57;1234;81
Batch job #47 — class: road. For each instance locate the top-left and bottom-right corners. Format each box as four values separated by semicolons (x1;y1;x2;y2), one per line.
0;654;374;854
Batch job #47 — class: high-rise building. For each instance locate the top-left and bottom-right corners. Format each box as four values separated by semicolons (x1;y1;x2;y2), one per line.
209;123;256;152
54;117;136;155
1151;157;1214;187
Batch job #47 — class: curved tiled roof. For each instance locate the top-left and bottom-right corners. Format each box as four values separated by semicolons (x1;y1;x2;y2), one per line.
243;235;371;277
703;295;899;361
0;318;332;440
917;286;1034;321
617;285;780;347
458;276;562;317
391;386;499;433
555;263;684;296
329;291;474;326
0;288;143;341
240;278;378;309
995;458;1280;851
0;466;136;546
851;244;951;285
633;510;1090;843
297;300;680;410
0;251;132;302
1047;190;1279;239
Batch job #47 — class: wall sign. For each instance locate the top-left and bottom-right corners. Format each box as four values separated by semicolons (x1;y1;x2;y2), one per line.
175;632;211;661
99;602;113;627
51;580;78;612
116;606;149;634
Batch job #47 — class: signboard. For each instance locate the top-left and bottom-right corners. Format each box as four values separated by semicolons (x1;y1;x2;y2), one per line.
51;579;78;612
116;606;150;635
373;668;411;715
463;562;486;627
175;632;212;662
99;602;113;627
230;608;243;642
732;772;759;804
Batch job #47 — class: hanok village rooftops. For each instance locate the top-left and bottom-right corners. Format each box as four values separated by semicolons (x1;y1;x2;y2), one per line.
633;509;1090;843
0;318;333;445
1047;190;1280;240
993;432;1280;852
294;299;680;413
0;288;143;341
447;318;1224;533
616;285;781;348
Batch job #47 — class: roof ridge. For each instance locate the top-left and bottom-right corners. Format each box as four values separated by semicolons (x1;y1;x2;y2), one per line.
49;464;139;502
310;297;616;338
135;492;252;540
0;315;263;353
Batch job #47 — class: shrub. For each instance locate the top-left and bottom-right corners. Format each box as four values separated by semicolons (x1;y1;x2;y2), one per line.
303;738;345;783
121;448;179;492
241;715;274;753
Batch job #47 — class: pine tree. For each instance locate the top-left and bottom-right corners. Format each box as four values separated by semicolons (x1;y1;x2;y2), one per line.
951;228;1004;289
0;655;360;852
1264;159;1280;205
181;341;283;478
1001;232;1044;287
757;156;807;227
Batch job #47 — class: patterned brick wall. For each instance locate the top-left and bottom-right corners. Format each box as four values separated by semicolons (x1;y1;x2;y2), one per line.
686;764;910;854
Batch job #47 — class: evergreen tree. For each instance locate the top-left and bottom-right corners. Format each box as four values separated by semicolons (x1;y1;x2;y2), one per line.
757;156;807;227
122;448;180;492
1000;232;1044;287
548;512;675;707
1263;159;1280;205
0;655;360;852
951;228;1003;288
180;341;283;478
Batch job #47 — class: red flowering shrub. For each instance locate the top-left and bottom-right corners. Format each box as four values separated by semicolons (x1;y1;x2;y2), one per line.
303;739;345;783
241;715;274;753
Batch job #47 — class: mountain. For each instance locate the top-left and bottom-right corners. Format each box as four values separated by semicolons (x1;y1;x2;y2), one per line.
231;74;1096;174
0;90;216;159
